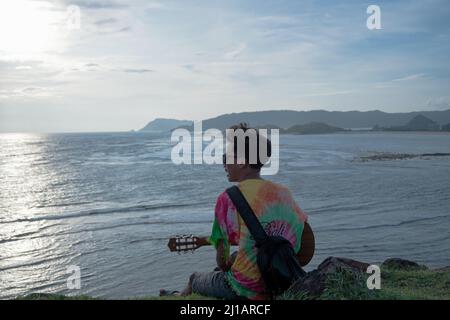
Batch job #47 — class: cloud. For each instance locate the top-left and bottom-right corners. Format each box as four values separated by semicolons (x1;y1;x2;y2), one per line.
117;26;131;33
95;25;131;35
253;16;298;26
15;66;33;70
224;43;247;60
22;87;43;93
0;87;50;99
145;2;165;10
122;68;153;73
94;17;119;25
182;64;200;74
85;63;100;67
63;0;128;10
426;96;450;110
0;59;42;71
298;90;355;98
183;64;195;71
392;74;427;82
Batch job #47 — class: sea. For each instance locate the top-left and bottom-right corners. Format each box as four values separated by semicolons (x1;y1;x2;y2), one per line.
0;131;449;299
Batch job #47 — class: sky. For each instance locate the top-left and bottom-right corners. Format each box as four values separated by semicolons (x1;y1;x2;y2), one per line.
0;0;450;132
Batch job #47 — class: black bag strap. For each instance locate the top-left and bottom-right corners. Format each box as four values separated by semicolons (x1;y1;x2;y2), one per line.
226;186;268;245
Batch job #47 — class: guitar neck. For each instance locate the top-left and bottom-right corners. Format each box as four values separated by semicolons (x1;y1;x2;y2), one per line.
195;236;211;248
167;235;210;252
167;235;242;253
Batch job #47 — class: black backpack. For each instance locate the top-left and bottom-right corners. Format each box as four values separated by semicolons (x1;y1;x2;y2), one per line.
226;186;306;298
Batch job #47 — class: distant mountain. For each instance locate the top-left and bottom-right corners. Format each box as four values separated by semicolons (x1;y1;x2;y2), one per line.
199;109;450;130
442;123;450;131
254;124;283;130
284;122;348;134
382;114;440;131
140;118;192;132
139;109;450;132
403;115;440;131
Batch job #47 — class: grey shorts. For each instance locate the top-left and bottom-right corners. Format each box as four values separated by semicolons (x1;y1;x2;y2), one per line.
191;271;247;300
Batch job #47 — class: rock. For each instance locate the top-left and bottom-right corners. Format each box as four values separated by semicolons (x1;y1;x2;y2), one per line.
358;152;450;162
317;256;370;273
285;256;370;299
433;266;450;272
381;258;422;270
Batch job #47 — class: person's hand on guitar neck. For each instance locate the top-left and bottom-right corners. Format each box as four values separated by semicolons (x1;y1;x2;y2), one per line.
195;236;210;247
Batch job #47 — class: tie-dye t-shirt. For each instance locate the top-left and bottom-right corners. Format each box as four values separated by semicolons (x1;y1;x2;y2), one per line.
208;179;308;300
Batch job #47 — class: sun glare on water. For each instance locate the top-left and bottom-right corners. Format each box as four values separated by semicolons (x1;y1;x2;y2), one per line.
0;0;67;55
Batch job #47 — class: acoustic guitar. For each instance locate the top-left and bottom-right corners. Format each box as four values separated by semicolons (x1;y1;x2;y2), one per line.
168;222;315;267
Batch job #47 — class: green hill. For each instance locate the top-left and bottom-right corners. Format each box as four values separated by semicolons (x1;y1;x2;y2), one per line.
381;114;440;131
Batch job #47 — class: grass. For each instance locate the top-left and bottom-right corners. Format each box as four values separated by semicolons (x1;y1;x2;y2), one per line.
15;267;450;300
15;293;97;300
137;293;215;300
281;266;450;300
375;267;450;300
319;267;378;300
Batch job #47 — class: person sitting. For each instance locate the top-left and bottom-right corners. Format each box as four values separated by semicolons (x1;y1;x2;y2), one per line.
162;123;308;300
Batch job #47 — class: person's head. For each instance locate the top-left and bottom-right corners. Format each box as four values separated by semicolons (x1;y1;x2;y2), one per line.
223;123;272;182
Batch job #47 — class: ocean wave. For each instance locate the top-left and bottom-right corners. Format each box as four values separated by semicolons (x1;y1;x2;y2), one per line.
315;214;450;233
0;222;61;244
307;201;386;215
32;201;92;209
0;219;213;244
0;202;206;224
0;255;65;272
129;236;176;244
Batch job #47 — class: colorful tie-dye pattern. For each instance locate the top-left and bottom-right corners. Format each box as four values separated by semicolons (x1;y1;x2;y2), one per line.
208;179;308;300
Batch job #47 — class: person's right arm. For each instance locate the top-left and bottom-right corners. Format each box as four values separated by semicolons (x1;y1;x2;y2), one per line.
209;192;233;270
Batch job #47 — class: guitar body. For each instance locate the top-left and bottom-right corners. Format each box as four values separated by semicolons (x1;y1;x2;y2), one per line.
298;222;315;267
168;222;315;267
